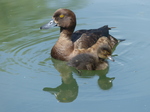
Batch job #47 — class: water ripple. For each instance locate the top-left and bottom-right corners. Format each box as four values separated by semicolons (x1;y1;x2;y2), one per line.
1;30;58;75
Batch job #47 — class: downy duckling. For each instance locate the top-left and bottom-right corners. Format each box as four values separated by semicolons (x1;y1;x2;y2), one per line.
68;37;114;70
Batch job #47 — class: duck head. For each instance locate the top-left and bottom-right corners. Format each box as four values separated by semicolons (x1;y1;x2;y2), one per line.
40;9;76;32
98;44;115;62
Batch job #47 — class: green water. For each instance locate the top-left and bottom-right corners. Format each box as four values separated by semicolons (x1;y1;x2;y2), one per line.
1;0;150;112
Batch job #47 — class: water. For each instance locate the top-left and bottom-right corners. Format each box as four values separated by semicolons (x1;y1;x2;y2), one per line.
0;0;150;112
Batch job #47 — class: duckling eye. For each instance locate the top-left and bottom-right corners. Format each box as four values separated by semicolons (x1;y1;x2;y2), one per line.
59;14;64;18
103;50;107;54
103;50;110;55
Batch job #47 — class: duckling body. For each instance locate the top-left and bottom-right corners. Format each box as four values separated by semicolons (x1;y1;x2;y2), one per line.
68;53;108;70
68;37;113;70
40;9;121;61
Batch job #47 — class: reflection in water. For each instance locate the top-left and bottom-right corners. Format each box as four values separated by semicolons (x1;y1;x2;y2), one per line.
72;65;115;90
43;73;78;103
98;76;115;90
43;58;78;103
43;58;115;103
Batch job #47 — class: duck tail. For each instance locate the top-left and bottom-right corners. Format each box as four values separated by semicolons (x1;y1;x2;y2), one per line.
107;26;125;42
108;27;116;30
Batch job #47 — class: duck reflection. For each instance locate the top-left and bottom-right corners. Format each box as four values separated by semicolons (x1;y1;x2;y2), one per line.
43;58;78;103
43;75;78;103
71;65;115;90
43;58;115;103
98;75;115;90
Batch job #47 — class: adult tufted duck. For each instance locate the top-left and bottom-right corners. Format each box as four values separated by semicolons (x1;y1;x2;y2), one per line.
40;8;123;61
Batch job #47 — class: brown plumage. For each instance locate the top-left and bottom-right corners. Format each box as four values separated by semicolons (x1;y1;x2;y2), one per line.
68;37;114;70
40;8;123;61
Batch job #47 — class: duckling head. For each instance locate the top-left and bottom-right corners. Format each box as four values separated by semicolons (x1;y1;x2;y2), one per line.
98;44;114;62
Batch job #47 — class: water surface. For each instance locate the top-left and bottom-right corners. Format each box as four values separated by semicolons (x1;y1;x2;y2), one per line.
0;0;150;112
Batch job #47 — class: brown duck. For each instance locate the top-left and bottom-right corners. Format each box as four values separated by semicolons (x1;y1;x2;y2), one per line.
40;8;124;61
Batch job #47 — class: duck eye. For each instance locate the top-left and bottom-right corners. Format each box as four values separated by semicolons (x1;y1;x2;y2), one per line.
59;14;64;18
103;50;107;54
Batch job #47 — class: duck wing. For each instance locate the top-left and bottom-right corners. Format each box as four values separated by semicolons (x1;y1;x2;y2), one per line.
72;25;112;49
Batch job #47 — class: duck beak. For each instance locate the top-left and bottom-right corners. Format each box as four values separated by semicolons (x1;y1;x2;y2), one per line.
107;56;115;62
40;19;57;29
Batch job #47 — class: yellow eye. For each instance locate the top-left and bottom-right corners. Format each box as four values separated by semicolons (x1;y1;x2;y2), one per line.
59;14;64;18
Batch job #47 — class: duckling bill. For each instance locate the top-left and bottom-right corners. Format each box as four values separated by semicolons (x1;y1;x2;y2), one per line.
40;8;124;61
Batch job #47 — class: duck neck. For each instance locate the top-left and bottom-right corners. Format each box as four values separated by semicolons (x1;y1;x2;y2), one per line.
60;27;75;38
51;27;75;61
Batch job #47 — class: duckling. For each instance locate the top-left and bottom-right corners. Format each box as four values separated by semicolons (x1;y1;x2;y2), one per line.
68;53;108;70
40;8;123;61
68;37;114;70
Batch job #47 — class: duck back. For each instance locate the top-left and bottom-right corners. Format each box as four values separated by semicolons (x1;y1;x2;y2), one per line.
71;25;110;42
72;25;117;49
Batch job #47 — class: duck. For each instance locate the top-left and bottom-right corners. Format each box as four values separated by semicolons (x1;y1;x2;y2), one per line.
67;37;113;70
40;8;123;61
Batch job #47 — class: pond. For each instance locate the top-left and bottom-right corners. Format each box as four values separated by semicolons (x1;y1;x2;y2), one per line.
0;0;150;112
